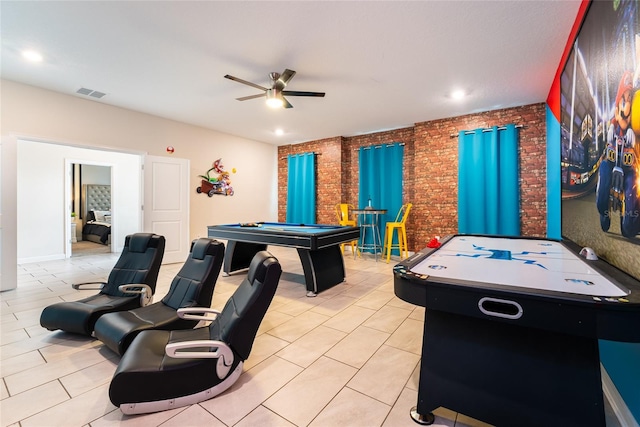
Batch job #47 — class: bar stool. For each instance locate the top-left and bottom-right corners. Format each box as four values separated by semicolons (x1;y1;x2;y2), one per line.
383;203;412;263
335;203;358;255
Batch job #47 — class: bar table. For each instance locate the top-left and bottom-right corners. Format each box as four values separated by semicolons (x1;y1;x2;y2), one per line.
352;208;387;261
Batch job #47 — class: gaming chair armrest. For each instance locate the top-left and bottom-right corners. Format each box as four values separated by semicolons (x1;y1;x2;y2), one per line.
176;307;221;321
165;340;234;379
72;281;105;290
118;284;153;306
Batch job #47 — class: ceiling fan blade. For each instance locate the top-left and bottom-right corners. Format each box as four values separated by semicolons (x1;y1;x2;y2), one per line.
236;93;266;101
283;90;326;97
282;97;293;109
224;74;268;91
278;69;296;86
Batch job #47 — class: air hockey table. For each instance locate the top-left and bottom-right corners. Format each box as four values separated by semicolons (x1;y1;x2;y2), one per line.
393;235;640;427
208;222;359;296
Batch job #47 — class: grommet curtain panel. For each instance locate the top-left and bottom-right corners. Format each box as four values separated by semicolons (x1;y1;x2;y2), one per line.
286;153;316;224
458;125;520;236
358;143;404;251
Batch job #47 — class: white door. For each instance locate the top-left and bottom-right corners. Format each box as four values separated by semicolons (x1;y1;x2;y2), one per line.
144;155;190;264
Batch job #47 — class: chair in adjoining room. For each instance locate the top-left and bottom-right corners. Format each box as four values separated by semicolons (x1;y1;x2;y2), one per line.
108;251;282;415
383;203;413;263
93;238;225;356
39;233;165;336
335;203;358;255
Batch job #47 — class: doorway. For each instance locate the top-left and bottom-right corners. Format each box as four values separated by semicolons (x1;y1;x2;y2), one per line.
16;140;141;265
5;138;190;291
69;163;113;257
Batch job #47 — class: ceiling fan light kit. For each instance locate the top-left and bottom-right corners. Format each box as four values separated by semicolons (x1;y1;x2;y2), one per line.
225;68;325;109
265;88;284;108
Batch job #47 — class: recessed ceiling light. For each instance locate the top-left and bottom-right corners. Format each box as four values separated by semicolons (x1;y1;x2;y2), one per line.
451;89;466;100
22;50;43;62
275;128;284;136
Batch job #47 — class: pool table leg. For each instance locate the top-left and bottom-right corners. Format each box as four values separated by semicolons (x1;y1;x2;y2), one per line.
297;245;347;296
224;240;268;275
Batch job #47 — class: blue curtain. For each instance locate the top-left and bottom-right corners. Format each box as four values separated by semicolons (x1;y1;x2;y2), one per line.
545;106;561;239
358;143;404;251
458;125;520;236
286;153;316;224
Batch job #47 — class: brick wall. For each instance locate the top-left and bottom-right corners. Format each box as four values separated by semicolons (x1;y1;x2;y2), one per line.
277;103;547;250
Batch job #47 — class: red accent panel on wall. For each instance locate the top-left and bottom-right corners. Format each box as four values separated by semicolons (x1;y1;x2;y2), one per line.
546;0;591;120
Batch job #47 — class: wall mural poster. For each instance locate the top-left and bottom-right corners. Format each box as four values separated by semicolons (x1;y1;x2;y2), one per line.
561;0;640;280
197;158;235;197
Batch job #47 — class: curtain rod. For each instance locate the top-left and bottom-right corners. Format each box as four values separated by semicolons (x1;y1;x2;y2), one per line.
354;142;406;151
279;152;321;160
449;124;525;138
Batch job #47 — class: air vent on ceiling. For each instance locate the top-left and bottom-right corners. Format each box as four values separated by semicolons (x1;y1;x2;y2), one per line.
76;87;106;99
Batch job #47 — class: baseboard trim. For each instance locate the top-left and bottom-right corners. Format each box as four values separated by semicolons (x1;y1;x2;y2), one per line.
602;364;640;427
17;253;65;264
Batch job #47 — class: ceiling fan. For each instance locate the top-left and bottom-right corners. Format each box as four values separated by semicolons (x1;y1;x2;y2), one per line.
224;69;325;109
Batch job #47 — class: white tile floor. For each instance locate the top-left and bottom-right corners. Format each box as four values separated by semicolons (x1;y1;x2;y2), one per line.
1;244;622;427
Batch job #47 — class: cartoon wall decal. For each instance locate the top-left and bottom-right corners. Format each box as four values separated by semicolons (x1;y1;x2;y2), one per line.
560;1;640;284
197;158;235;197
560;1;640;241
595;71;640;237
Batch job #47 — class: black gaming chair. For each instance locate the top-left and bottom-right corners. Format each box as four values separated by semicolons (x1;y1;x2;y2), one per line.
39;233;165;336
109;251;282;415
94;238;225;356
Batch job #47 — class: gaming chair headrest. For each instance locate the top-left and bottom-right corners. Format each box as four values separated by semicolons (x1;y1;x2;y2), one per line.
247;250;275;284
190;238;223;260
126;233;163;253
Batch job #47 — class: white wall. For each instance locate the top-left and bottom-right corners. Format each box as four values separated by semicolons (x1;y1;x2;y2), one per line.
17;140;141;263
1;80;278;288
0;142;3;288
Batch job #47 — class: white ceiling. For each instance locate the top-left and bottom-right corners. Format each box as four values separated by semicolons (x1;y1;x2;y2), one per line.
1;1;581;146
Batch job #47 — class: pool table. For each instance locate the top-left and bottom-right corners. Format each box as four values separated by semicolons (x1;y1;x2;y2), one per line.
208;222;360;296
393;235;640;427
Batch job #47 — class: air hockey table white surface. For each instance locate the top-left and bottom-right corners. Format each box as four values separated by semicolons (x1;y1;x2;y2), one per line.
408;235;628;297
